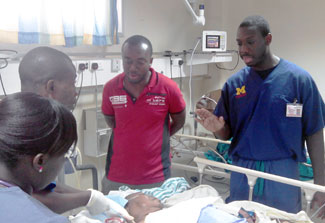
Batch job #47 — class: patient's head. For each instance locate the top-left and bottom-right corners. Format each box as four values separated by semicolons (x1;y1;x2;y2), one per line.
125;192;163;223
0;92;77;194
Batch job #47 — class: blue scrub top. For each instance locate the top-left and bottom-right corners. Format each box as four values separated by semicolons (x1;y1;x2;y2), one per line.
214;59;325;161
0;186;69;223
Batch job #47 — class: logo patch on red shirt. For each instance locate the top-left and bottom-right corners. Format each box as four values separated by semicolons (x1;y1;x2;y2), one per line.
146;95;166;106
110;95;127;104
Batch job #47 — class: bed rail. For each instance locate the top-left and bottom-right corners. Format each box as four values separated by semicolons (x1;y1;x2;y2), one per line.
174;133;325;215
193;156;325;215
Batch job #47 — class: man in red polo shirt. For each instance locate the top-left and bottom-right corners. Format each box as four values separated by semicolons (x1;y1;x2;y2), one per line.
101;35;186;193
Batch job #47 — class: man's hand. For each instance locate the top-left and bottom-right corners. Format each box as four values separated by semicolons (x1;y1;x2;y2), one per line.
195;108;225;133
311;191;325;219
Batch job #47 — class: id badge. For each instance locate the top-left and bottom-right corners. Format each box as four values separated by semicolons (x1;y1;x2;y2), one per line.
286;101;303;118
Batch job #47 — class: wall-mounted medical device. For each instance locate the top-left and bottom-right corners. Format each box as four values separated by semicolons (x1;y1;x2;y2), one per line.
202;31;227;52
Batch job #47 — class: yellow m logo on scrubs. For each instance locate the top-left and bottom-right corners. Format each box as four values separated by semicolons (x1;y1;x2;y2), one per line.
236;86;246;96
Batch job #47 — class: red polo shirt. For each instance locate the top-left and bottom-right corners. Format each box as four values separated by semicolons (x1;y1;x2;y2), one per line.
102;68;186;184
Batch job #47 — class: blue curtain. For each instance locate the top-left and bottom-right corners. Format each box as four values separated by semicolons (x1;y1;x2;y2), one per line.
0;0;120;47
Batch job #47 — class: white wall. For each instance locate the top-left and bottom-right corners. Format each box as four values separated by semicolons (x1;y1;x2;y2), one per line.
195;0;325;135
204;0;325;97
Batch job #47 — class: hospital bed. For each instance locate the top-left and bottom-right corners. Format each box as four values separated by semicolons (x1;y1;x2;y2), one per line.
71;178;317;223
70;132;325;222
172;133;325;222
70;173;324;222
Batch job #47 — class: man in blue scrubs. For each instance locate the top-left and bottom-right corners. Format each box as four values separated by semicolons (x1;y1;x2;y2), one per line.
196;15;325;217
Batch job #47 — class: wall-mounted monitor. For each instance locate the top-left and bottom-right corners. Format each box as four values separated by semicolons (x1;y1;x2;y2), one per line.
202;30;227;52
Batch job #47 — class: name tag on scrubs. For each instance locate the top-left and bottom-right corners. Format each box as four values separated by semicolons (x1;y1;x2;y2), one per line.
286;103;303;117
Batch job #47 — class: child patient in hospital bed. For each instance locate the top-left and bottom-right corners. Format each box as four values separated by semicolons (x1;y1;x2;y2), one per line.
70;177;312;223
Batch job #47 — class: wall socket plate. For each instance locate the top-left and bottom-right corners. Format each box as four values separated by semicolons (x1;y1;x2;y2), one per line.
90;61;104;72
111;59;121;72
75;61;89;73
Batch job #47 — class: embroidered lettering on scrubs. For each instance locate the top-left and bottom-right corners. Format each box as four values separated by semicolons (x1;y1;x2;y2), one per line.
286;98;303;118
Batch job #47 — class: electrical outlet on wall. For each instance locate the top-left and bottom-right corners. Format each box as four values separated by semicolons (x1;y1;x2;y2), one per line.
111;59;121;72
90;61;104;72
75;61;89;73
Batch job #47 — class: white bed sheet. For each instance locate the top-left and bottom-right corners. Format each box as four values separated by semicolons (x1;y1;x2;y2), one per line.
69;184;312;223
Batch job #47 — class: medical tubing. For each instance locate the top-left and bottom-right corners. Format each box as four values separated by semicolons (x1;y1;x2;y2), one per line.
179;62;185;134
189;38;201;115
207;147;228;164
215;50;240;71
66;154;81;189
94;70;99;131
0;49;17;70
0;72;7;96
179;61;183;91
75;164;98;190
0;58;8;69
0;52;12;96
175;133;231;144
201;95;218;105
73;71;84;112
184;159;200;186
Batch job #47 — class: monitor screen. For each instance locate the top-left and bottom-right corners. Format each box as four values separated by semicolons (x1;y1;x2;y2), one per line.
206;35;220;49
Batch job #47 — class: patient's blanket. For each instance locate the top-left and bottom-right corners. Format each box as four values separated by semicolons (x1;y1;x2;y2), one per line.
116;177;190;202
197;205;247;223
145;186;312;223
145;185;225;222
145;196;224;223
69;181;312;223
163;184;222;207
216;201;312;223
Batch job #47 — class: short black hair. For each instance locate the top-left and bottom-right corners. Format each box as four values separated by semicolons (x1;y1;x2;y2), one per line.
0;92;77;169
122;35;153;56
19;46;75;93
239;15;271;37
